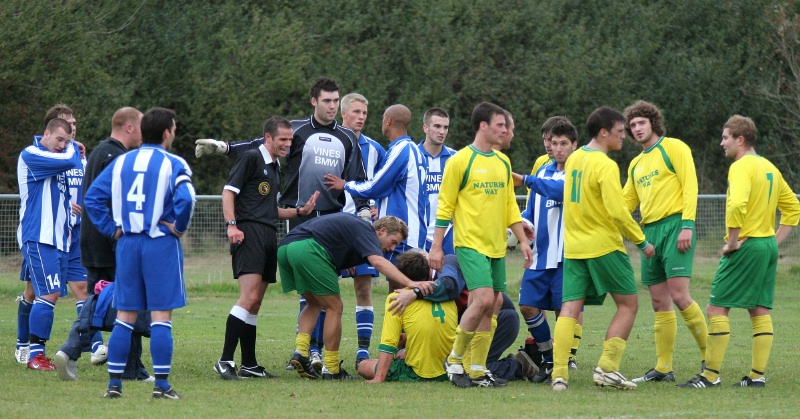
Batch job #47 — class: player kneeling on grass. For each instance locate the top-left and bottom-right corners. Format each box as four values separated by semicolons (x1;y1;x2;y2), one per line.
358;250;457;382
279;214;434;380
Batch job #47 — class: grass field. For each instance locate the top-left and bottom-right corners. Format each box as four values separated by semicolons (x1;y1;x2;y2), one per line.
1;251;799;418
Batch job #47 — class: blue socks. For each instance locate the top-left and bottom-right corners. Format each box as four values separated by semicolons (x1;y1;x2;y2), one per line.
107;319;134;390
526;311;553;362
355;306;374;359
151;321;173;390
29;297;55;357
17;296;32;349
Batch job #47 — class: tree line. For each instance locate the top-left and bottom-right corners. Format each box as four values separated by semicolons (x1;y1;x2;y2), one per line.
2;0;798;195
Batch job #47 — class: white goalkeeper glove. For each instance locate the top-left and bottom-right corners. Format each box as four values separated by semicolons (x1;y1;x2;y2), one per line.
357;208;372;223
194;139;228;158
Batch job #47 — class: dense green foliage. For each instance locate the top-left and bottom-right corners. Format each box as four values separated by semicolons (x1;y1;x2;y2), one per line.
2;0;798;194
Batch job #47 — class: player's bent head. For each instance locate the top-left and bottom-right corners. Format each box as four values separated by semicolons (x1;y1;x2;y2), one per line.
623;100;665;137
309;76;340;100
549;118;578;144
723;115;757;147
586;107;625;139
341;93;368;113
264;116;292;138
372;216;408;241
45;118;72;137
395;249;430;282
471;102;506;133
141;107;177;144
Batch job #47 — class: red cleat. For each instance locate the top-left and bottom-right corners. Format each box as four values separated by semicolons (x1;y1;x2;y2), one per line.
27;353;57;371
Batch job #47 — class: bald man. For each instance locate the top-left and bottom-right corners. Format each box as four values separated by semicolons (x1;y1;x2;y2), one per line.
325;104;429;280
74;107;151;381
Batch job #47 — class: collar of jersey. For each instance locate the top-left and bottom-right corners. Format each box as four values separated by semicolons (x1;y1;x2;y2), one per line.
642;136;666;154
309;114;337;130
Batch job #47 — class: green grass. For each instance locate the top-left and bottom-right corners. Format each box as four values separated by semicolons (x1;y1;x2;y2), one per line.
1;252;799;418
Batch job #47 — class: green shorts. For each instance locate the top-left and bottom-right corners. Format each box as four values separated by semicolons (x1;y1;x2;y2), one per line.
385;358;448;382
709;237;777;309
455;247;506;292
563;251;638;305
278;239;339;296
641;214;695;285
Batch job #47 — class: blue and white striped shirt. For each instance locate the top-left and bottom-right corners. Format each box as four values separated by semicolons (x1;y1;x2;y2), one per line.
33;134;86;227
343;133;386;214
419;141;456;253
522;162;566;270
17;142;83;251
84;144;196;239
345;136;429;249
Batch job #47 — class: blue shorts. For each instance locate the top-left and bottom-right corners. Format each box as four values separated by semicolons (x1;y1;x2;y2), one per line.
66;228;87;282
518;264;563;311
19;259;30;281
115;234;186;311
21;242;68;297
340;262;379;278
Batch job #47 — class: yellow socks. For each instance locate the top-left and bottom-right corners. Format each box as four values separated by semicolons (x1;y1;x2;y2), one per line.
654;310;677;372
571;323;582;360
680;301;708;360
703;316;730;382
323;350;340;373
552;316;577;380
447;327;475;365
467;331;492;379
750;315;773;380
295;333;311;356
597;337;627;373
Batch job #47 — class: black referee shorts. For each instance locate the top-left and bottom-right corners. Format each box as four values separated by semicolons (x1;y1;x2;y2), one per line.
230;222;277;282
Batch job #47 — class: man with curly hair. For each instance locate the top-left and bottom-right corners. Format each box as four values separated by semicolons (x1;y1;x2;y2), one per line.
622;100;708;384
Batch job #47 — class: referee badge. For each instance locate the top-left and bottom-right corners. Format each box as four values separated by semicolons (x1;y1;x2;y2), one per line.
258;181;270;195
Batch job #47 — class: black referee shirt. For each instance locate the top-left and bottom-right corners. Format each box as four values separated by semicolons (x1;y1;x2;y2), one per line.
224;144;280;229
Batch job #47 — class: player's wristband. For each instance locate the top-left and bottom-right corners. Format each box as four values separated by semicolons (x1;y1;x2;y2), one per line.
296;207;301;217
412;287;422;299
636;240;650;251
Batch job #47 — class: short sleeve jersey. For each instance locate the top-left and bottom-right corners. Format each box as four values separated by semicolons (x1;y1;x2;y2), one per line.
623;137;698;227
436;146;521;258
223;144;281;229
378;294;457;378
725;154;800;239
563;146;645;259
279;212;382;270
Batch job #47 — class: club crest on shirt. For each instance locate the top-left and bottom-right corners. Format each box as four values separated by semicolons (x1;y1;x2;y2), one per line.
258;181;270;195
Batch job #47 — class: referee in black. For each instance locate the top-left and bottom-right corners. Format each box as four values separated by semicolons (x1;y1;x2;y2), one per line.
213;116;319;380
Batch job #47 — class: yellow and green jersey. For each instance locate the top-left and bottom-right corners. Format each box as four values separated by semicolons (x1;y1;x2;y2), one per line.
725;154;800;240
378;293;457;379
623;137;698;227
531;154;553;176
436;145;522;258
564;146;646;259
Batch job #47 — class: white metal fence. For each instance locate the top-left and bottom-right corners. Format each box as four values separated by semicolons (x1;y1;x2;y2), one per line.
0;194;797;283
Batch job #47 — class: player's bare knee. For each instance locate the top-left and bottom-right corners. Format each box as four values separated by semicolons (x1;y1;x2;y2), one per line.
519;305;539;319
